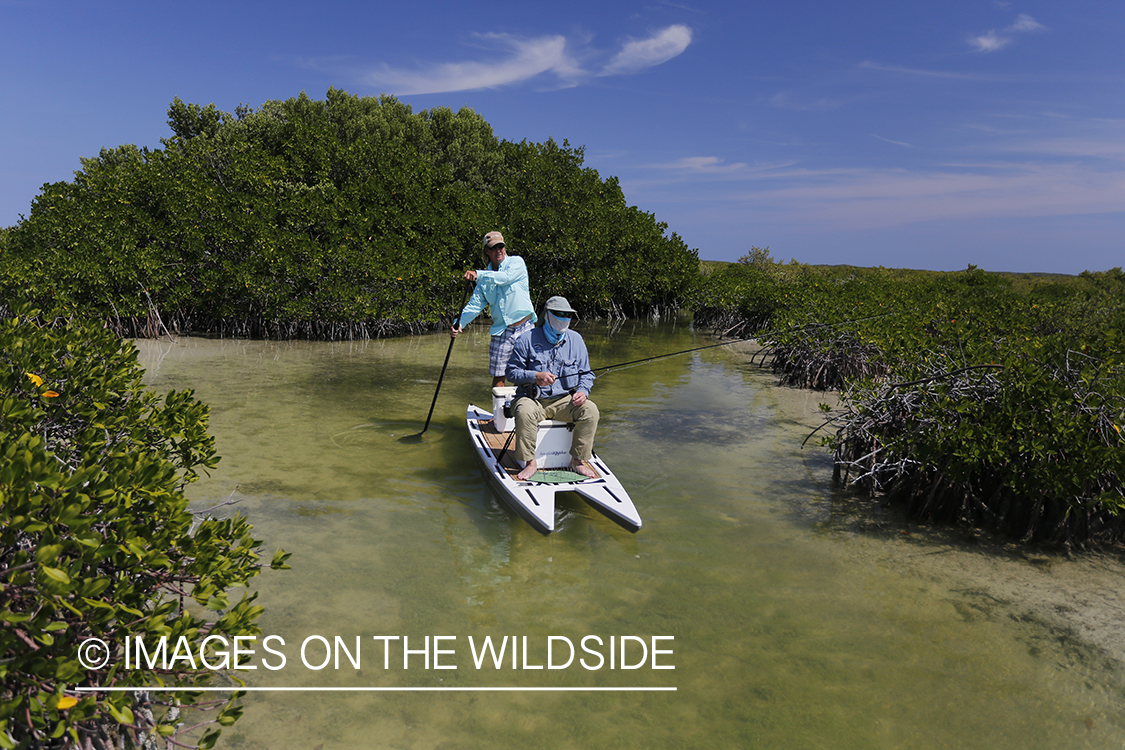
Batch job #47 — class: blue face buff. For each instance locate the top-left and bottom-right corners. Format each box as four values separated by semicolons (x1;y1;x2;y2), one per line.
544;311;571;344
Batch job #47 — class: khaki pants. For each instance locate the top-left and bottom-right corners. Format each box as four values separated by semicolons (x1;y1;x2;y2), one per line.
512;394;600;462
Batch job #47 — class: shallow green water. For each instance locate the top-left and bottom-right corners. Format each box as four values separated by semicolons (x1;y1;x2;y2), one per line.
135;321;1124;750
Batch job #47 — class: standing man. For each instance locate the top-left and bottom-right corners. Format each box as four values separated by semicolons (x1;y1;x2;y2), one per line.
505;296;599;480
451;231;536;387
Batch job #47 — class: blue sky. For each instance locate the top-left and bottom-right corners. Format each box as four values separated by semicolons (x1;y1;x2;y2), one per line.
3;1;1123;274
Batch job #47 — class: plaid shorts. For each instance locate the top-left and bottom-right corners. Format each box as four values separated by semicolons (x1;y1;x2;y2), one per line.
490;319;534;377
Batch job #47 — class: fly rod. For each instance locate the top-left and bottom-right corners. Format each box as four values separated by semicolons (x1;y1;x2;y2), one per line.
574;310;902;378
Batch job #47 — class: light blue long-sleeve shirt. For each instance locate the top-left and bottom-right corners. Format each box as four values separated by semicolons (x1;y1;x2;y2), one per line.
457;255;537;336
506;327;596;399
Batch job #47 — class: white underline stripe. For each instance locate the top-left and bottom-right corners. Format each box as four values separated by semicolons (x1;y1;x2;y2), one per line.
74;686;675;692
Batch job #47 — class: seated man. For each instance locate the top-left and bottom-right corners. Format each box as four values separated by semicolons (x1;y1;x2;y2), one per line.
505;296;599;481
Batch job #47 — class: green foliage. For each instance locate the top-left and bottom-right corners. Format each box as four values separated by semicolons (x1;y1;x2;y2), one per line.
825;333;1125;545
697;263;1125;545
494;138;697;316
1;90;700;337
736;246;777;269
0;307;289;747
167;98;225;140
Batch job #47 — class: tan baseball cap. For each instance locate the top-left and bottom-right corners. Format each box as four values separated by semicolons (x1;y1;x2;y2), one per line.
483;231;505;249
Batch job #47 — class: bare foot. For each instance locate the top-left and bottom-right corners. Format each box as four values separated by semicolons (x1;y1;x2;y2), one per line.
570;458;596;479
516;459;538;481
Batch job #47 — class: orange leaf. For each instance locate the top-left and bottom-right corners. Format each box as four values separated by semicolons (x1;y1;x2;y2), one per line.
43;391;60;398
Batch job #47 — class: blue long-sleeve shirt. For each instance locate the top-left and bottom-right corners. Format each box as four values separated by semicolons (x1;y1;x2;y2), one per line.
457;255;536;336
506;326;596;399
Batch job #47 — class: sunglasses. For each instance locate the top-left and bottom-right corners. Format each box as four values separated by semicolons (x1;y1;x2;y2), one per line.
550;312;572;320
487;243;505;251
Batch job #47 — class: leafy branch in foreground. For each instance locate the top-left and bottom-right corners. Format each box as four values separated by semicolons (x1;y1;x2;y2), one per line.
1;306;290;748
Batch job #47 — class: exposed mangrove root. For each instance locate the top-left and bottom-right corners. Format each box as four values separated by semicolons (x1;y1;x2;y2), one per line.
104;300;683;342
763;332;890;390
816;360;1125;547
105;311;435;341
697;311;899;390
693;307;771;341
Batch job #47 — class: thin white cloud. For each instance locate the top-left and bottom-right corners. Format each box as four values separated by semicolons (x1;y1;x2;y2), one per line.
858;61;998;81
969;31;1011;53
961;122;1032;136
358;25;692;95
733;162;1125;231
362;34;580;95
655;1;705;13
968;13;1047;53
1002;138;1125;161
600;25;693;76
871;134;917;148
630;118;1125;233
1009;13;1046;33
770;92;846;111
659;156;749;174
625;158;800;191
